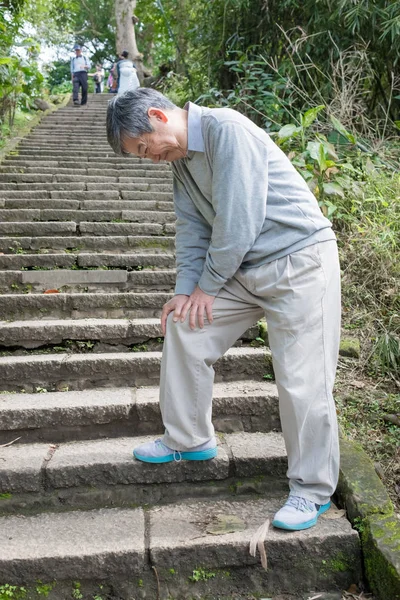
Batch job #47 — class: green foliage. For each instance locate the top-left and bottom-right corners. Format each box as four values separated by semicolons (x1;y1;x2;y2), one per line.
188;567;216;583
71;582;83;600
0;585;27;600
146;0;398;133
46;59;71;93
35;581;55;597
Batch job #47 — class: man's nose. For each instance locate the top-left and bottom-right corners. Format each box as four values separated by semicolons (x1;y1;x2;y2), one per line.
150;154;161;164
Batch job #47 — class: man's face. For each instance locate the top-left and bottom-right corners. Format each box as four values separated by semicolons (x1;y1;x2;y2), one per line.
123;108;187;163
75;49;82;57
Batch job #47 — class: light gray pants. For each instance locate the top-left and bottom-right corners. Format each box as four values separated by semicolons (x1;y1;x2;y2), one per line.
160;241;341;505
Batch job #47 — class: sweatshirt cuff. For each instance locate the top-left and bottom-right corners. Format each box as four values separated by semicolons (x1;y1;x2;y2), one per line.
174;278;197;296
197;271;224;297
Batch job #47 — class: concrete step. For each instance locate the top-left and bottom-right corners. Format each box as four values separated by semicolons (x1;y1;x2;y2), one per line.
0;252;175;270
0;347;273;392
1;268;176;294
0;209;176;223
0;235;175;253
0;432;287;513
0;381;279;444
0;495;361;596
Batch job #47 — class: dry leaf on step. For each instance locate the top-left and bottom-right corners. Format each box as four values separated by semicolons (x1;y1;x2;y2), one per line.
322;507;346;519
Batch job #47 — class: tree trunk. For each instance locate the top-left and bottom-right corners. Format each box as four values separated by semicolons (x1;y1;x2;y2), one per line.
174;0;189;75
115;0;144;82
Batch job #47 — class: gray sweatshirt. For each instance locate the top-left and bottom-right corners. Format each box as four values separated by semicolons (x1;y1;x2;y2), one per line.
171;103;335;297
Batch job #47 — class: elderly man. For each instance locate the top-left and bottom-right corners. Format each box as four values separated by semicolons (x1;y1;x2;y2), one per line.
106;89;341;532
70;44;90;106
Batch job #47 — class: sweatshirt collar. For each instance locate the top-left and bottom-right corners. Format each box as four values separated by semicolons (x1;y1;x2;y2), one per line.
185;102;205;153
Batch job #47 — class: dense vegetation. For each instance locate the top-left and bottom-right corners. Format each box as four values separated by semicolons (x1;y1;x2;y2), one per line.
1;0;399;505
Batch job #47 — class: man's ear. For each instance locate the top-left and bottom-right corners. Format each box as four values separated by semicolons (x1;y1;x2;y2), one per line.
148;107;168;123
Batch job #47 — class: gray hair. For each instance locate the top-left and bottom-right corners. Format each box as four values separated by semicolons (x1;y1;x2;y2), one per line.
106;88;176;156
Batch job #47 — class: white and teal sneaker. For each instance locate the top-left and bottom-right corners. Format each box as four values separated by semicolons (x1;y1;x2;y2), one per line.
272;495;331;531
133;437;218;464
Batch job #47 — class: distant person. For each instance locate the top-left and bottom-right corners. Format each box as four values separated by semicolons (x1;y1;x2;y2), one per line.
70;44;90;106
89;63;105;93
116;51;140;96
107;63;118;94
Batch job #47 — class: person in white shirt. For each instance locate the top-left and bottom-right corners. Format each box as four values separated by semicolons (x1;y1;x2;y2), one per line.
70;44;91;106
116;51;140;96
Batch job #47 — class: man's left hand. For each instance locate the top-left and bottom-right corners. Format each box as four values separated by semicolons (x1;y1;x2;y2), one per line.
179;286;215;330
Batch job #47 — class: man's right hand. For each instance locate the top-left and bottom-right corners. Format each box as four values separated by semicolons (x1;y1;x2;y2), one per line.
160;294;190;335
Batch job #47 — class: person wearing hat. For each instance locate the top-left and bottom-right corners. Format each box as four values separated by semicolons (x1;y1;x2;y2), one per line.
70;44;91;106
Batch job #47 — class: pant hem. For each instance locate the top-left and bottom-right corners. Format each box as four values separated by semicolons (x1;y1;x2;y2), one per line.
162;433;214;452
288;487;332;506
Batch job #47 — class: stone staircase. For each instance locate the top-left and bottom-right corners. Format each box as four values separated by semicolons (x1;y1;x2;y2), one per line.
0;94;361;600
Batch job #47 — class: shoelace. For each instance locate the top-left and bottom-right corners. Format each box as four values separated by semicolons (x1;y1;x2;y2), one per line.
155;439;182;462
285;495;316;513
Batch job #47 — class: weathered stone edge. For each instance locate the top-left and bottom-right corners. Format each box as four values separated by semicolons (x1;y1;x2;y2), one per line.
336;437;400;600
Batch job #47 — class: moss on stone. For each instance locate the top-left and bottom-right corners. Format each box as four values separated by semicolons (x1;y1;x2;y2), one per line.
339;337;361;358
257;319;269;345
362;514;400;600
337;438;393;522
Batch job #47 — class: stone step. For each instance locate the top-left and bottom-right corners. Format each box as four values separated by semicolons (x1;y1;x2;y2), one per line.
0;380;278;444
4;157;169;168
80;222;172;235
0;235;175;253
0;432;287;514
0;209;176;223
0;252;175;270
0;221;77;236
0;347;273;392
0;174;172;185
26;125;106;129
23;134;108;140
0;182;173;192
0;317;258;350
2;199;173;211
0;167;172;179
0;190;172;201
0;317;166;348
12;147;129;155
3;158;170;170
0;495;361;596
0;221;168;237
0;291;171;320
1;268;176;294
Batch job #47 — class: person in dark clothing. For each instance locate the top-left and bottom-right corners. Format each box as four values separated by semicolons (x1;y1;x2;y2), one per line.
70;44;90;106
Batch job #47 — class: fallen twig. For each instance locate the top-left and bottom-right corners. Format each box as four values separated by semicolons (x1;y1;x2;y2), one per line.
0;437;21;448
152;565;161;600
